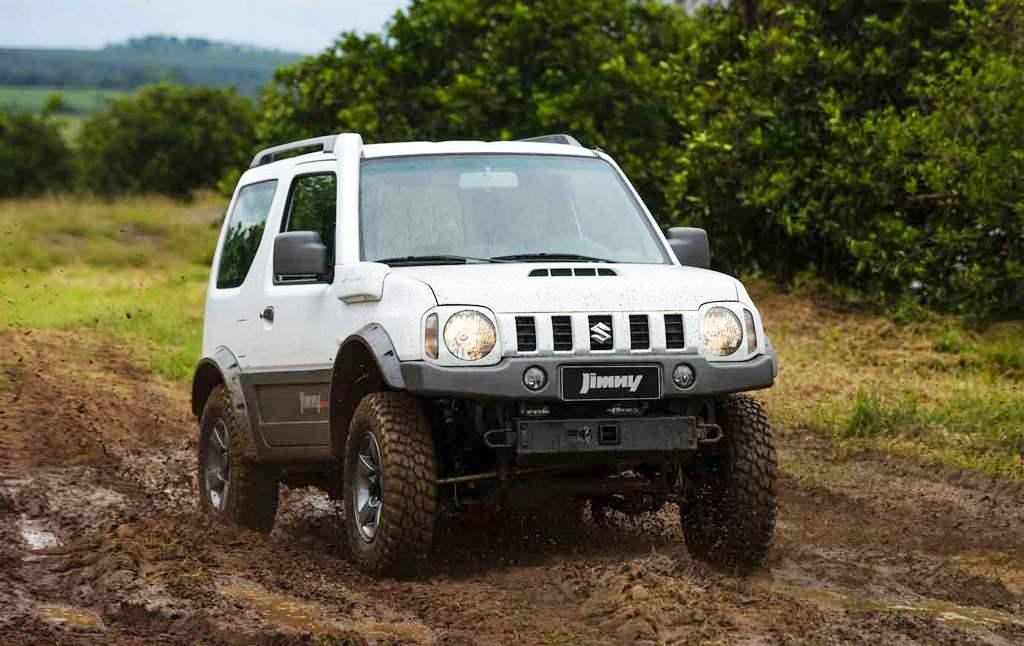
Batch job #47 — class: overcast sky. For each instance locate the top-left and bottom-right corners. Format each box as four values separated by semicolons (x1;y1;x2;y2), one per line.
0;0;411;53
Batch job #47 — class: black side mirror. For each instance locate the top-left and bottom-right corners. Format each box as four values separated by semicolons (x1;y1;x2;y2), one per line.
274;231;329;278
666;227;710;269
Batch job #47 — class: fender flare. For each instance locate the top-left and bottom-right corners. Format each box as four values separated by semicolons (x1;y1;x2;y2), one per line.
191;347;256;440
328;323;406;457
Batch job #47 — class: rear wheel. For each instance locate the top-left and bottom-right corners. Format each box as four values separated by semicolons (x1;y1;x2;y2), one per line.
681;394;777;572
343;392;437;577
198;385;279;532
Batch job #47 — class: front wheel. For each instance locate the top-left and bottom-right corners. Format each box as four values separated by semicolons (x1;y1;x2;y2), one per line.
681;394;778;573
343;392;437;577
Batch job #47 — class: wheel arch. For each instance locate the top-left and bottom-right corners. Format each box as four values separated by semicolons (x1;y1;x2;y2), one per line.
329;324;407;459
190;347;252;432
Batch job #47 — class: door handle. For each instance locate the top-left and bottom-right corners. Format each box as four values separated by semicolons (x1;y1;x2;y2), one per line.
259;306;275;323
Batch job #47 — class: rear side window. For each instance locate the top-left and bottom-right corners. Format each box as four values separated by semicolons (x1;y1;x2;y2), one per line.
282;172;337;263
216;180;278;289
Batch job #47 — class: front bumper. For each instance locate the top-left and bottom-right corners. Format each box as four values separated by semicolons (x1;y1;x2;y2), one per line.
398;351;775;400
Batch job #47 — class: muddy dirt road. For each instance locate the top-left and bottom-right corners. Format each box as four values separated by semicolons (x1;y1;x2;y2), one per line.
2;329;1023;645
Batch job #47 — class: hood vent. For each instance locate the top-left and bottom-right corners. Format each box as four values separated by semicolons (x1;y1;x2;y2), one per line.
528;267;617;277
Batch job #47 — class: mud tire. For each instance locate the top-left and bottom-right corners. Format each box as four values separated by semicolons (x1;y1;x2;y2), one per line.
343;392;437;577
681;394;777;573
197;385;279;533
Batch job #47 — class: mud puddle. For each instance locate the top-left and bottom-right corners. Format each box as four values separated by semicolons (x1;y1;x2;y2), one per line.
758;561;1024;634
36;603;104;631
17;516;59;550
218;578;435;643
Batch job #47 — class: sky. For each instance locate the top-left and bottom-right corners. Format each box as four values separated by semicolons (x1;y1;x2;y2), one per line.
0;0;411;53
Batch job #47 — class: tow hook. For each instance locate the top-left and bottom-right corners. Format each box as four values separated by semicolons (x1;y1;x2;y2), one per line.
696;422;723;445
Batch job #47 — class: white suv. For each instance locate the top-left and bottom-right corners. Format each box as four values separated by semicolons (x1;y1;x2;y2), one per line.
191;133;779;576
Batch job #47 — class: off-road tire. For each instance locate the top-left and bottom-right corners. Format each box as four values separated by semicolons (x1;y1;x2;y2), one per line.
681;394;777;572
343;392;437;577
198;385;279;532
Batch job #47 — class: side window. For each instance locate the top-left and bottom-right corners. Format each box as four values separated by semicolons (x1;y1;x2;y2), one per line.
282;173;337;273
216;180;278;289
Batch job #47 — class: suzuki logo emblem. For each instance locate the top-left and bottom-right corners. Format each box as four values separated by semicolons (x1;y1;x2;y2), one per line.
590;321;612;344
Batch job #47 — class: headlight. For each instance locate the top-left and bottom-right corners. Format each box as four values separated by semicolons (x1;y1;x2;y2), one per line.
701;307;743;356
443;310;496;360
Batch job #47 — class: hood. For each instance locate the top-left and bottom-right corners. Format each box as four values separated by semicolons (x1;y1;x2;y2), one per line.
389;263;739;313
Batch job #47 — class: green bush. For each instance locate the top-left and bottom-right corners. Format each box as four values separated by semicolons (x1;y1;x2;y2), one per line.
664;0;1024;319
78;83;257;197
0;111;72;196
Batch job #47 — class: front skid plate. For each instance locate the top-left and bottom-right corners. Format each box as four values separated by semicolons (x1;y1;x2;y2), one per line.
513;415;700;465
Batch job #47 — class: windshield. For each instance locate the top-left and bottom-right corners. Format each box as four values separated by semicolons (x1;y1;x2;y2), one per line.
359;154;669;264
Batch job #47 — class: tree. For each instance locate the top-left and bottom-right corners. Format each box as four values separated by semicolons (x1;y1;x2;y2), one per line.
260;0;694;215
0;111;72;197
77;83;257;197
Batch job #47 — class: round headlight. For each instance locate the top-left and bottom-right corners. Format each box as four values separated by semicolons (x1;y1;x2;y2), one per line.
701;307;743;356
443;310;496;361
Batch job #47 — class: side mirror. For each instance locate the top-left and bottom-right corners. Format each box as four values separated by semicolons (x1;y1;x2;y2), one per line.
274;231;329;279
666;227;710;269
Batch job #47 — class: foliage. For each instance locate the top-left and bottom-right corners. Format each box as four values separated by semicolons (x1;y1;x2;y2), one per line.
260;0;694;214
664;0;1024;319
0;110;72;197
77;84;257;197
263;0;1023;319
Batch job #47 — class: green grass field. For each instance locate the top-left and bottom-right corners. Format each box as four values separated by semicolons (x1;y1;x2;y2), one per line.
0;194;1020;477
0;85;128;114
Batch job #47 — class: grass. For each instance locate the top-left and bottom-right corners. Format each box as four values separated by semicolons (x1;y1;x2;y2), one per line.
0;85;127;114
0;193;224;380
753;281;1024;478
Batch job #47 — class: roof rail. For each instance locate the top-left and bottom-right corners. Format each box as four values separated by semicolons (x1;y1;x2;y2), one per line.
518;134;582;147
250;135;338;168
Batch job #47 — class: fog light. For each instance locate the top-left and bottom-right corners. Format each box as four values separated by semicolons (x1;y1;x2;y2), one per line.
672;364;695;389
523;366;547;391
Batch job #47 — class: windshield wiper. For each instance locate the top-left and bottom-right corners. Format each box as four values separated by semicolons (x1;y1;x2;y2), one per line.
490;252;616;263
375;254;508;266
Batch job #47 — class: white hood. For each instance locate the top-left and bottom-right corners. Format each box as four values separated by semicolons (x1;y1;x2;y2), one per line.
390;263;739;313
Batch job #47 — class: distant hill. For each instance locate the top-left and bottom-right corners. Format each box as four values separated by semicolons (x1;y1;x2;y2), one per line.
0;35;304;100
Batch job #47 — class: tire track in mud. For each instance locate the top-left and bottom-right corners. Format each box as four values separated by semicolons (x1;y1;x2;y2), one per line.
1;328;1023;645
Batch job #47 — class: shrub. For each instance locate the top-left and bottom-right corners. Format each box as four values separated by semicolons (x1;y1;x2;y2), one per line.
0;111;72;196
78;83;256;198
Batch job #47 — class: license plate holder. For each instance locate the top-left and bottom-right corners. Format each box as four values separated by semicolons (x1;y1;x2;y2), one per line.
560;364;661;401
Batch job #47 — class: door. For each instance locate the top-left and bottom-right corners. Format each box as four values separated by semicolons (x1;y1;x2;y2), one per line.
245;163;340;448
202;178;279;367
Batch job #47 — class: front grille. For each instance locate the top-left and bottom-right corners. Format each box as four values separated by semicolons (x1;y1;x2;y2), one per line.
629;314;650;350
588;315;613;350
552;316;573;351
664;314;685;349
515;316;537;352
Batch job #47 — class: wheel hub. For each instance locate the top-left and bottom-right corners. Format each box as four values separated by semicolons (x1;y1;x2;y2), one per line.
204;419;231;510
353;433;383;542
